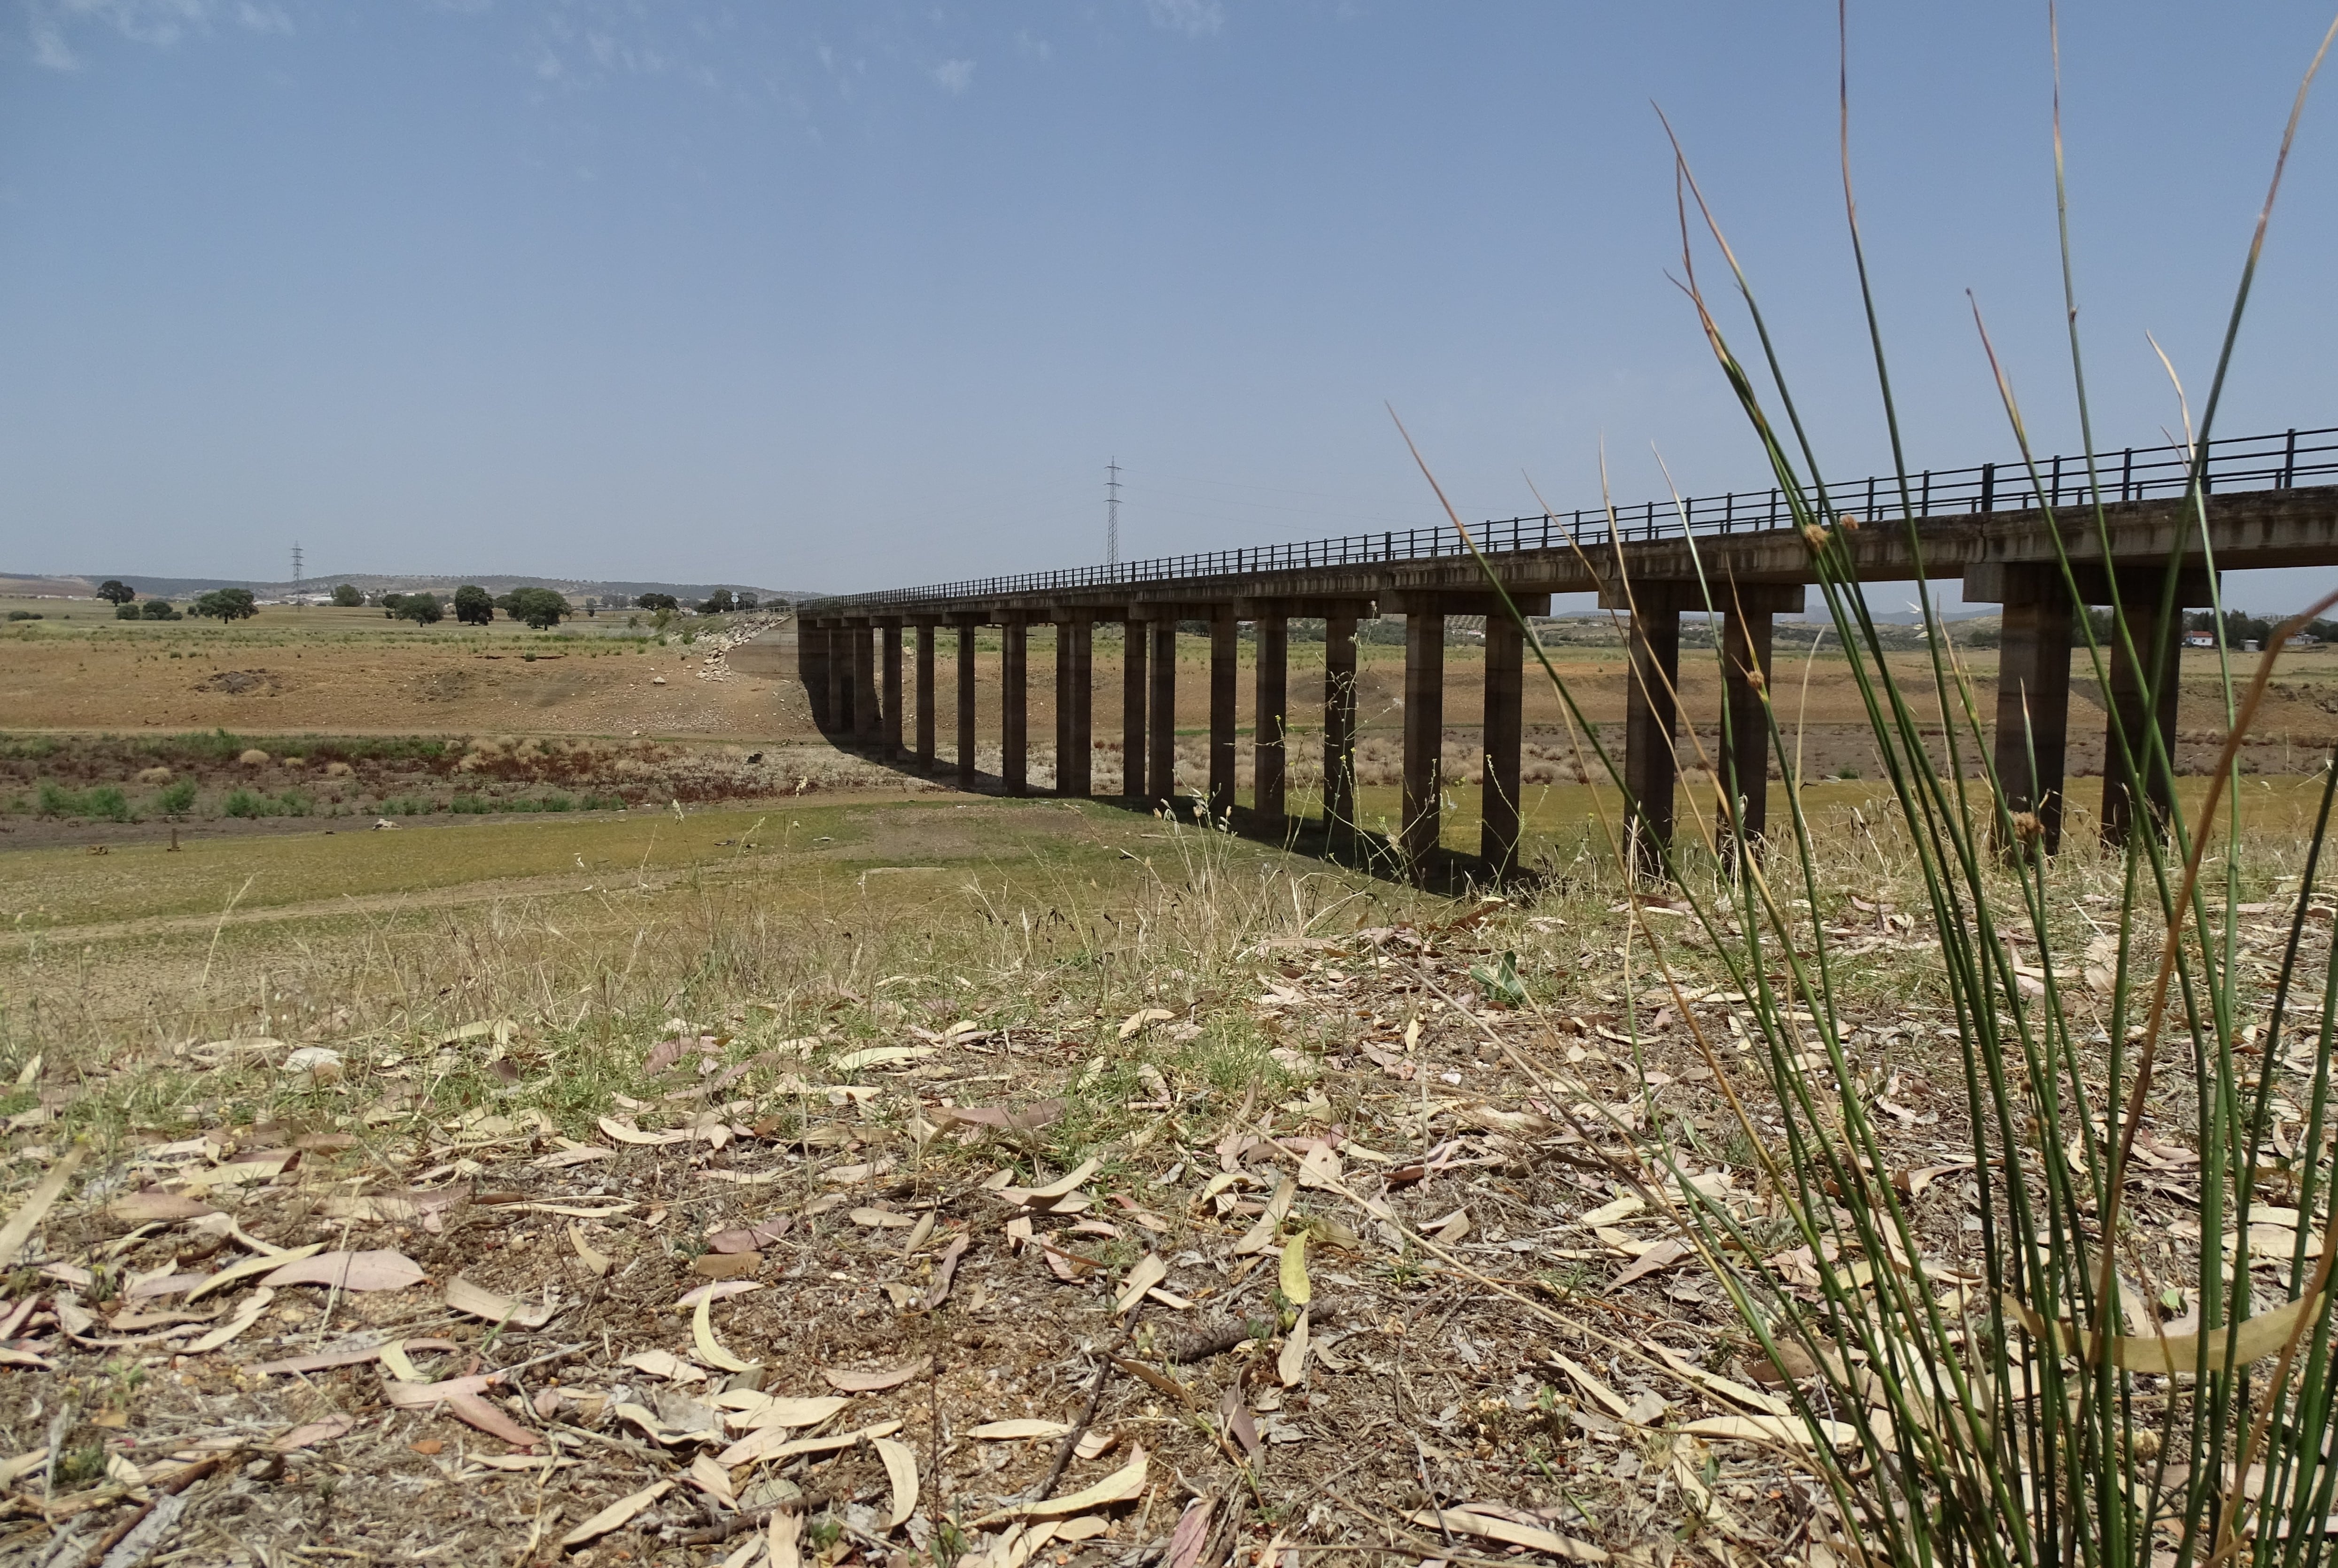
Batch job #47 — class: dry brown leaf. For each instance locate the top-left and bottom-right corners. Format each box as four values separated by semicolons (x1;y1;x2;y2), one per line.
969;1447;1147;1527
1119;1008;1175;1040
968;1419;1071;1440
707;1219;790;1253
0;1145;83;1270
692;1252;761;1280
820;1358;930;1392
1110;1357;1196;1409
692;1295;757;1373
261;1250;426;1293
714;1418;903;1470
1550;1354;1632;1421
107;1190;217;1226
1680;1413;1860;1449
560;1479;675;1548
769;1509;804;1568
385;1375;539;1449
598;1116;693;1147
850;1207;916;1228
927;1234;970;1309
874;1435;918;1528
1407;1508;1607;1562
622;1349;707;1384
687;1452;737;1508
1278;1308;1310;1387
1112;1253;1166;1316
569;1223;612;1277
184;1288;273;1354
445;1277;555;1328
187;1242;326;1302
274;1413;356;1452
1232;1177;1297;1255
1611;1238;1689;1288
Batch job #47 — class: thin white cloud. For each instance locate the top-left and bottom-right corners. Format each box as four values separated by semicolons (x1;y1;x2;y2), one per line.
1144;0;1222;39
25;0;290;70
928;55;971;93
1014;29;1049;62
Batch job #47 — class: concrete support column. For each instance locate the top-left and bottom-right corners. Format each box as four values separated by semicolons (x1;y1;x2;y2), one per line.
1324;613;1359;847
825;626;848;734
1001;617;1028;797
1401;609;1446;875
1253;614;1288;829
955;620;979;787
1209;609;1239;820
1623;598;1682;881
1994;591;2074;854
851;625;879;744
1056;613;1093;798
879;623;903;759
804;625;829;730
2103;600;2180;846
913;622;936;771
1481;613;1524;879
1121;619;1148;800
1148;618;1179;809
1721;604;1778;859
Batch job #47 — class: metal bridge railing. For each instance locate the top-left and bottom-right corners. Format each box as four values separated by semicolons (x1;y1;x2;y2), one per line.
804;425;2337;614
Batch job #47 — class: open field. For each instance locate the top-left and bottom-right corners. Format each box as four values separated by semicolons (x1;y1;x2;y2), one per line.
0;596;2331;1565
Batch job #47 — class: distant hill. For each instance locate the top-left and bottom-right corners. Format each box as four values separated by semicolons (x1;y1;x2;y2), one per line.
2;573;813;604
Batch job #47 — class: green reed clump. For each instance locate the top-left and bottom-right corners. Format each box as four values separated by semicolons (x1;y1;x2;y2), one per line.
1437;21;2338;1568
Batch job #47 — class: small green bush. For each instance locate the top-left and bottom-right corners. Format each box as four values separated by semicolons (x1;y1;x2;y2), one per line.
36;783;132;821
151;779;197;815
222;788;265;819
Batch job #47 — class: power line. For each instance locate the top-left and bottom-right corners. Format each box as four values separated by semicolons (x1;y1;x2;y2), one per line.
1105;458;1121;567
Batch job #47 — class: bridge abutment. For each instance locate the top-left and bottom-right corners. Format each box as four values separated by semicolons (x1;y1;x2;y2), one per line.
1324;611;1358;851
1618;587;1686;882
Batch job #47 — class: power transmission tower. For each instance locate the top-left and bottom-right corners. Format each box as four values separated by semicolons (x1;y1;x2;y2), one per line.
290;542;304;599
1105;459;1121;568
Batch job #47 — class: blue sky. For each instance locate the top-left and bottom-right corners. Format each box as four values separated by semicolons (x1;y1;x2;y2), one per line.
2;2;2336;606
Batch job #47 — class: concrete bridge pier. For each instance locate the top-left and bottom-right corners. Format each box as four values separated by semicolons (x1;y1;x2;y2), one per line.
954;616;979;786
1323;611;1359;850
1966;562;2212;853
1147;614;1179;809
1001;614;1029;796
912;619;937;771
1718;584;1802;862
1210;609;1239;820
1613;584;1690;881
1400;605;1445;876
801;624;830;731
1482;613;1523;878
1252;612;1288;831
1121;619;1148;800
851;621;881;745
879;622;904;759
1055;611;1093;798
1388;592;1549;881
825;625;849;734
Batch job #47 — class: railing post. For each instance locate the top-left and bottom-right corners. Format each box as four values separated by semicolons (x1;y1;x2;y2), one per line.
2284;428;2298;489
1981;462;1996;513
1921;471;1932;515
2122;448;2133;502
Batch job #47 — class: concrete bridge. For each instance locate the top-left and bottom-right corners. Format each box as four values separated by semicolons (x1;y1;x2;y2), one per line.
799;427;2338;880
